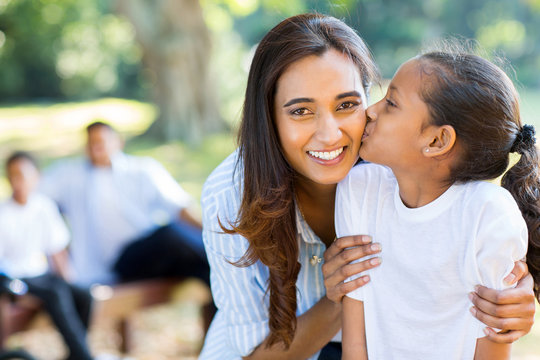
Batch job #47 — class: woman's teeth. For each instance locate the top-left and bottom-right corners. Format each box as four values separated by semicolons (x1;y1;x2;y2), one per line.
308;147;344;160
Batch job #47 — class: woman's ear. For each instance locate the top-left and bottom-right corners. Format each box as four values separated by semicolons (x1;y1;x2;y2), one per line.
423;125;456;157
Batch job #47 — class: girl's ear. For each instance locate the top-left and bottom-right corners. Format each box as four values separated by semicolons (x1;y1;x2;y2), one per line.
423;125;456;157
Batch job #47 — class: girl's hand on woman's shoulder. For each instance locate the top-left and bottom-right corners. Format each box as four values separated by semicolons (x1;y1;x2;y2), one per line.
322;235;382;303
470;260;536;343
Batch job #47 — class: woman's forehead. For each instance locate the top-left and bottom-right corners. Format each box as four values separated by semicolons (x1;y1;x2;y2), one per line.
276;50;364;100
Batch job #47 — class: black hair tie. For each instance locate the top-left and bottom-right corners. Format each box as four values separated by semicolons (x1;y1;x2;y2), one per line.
511;124;536;154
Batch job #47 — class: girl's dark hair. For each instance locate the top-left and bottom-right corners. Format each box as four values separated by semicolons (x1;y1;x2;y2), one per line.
221;13;379;348
417;49;540;299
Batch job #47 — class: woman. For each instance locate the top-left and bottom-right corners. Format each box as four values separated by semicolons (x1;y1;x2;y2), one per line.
200;14;536;360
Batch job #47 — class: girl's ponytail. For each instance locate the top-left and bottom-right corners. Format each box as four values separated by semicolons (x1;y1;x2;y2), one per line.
501;125;540;300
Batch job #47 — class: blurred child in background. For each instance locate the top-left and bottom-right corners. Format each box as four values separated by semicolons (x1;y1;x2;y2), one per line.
0;151;94;360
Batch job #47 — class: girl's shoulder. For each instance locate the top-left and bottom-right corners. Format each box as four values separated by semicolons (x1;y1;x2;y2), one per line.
343;161;394;187
461;181;519;212
459;181;525;232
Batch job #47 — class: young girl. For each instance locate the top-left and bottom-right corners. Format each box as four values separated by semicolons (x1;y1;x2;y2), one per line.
337;49;539;359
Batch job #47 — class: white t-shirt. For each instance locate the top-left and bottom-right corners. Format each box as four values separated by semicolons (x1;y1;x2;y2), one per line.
0;193;70;278
335;163;528;360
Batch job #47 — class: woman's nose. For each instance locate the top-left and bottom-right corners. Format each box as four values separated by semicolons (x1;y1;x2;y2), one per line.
317;112;342;144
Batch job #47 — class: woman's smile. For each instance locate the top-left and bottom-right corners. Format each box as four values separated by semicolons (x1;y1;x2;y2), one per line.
307;146;346;162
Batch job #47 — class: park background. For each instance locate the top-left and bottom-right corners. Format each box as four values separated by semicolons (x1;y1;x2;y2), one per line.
0;0;539;359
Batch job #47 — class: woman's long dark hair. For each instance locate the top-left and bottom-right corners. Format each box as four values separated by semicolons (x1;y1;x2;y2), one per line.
221;13;379;348
417;50;540;299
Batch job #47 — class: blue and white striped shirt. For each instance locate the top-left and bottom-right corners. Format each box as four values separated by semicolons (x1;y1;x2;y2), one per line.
199;151;330;359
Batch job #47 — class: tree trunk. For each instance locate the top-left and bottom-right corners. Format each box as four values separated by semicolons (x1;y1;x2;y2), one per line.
116;0;223;145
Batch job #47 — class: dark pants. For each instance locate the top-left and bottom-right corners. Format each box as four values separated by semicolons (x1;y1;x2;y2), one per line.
113;221;210;285
318;341;342;360
23;273;93;360
0;349;36;360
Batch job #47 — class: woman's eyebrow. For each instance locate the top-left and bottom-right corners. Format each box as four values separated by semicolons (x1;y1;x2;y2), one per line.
283;97;315;107
282;91;361;107
336;91;361;100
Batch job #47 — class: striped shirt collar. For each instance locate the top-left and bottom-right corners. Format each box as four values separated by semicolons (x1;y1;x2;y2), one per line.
295;202;322;245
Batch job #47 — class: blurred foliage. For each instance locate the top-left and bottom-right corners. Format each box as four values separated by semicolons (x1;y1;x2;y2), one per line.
0;0;145;100
0;0;539;115
221;0;540;85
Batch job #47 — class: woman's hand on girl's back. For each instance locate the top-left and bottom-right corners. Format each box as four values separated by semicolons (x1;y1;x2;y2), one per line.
322;235;382;303
470;260;536;343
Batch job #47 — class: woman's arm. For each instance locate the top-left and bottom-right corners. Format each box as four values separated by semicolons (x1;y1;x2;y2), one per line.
244;297;341;360
474;337;511;360
323;235;382;303
342;296;368;360
470;261;536;343
245;235;381;359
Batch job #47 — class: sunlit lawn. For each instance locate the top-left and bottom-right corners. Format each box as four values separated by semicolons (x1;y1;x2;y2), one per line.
0;95;539;358
513;302;540;359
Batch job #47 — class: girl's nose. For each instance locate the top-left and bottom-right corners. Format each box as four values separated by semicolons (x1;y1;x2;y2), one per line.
366;103;378;122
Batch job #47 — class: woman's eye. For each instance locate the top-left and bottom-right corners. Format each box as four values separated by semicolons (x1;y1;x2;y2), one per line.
385;98;397;108
338;101;358;110
290;108;311;116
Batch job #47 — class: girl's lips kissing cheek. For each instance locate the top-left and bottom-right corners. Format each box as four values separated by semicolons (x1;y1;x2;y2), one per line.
362;130;371;141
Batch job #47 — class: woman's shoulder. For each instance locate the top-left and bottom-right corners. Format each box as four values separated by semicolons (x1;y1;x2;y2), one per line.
203;150;242;198
201;150;244;226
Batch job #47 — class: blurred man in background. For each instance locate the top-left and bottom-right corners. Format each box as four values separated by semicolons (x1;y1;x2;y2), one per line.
40;122;209;288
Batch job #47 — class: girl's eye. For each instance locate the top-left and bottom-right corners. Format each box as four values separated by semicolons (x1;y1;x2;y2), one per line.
290;108;312;116
337;101;359;110
385;98;397;108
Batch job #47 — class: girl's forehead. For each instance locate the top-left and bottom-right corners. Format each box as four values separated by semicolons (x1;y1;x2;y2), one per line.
391;60;424;89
